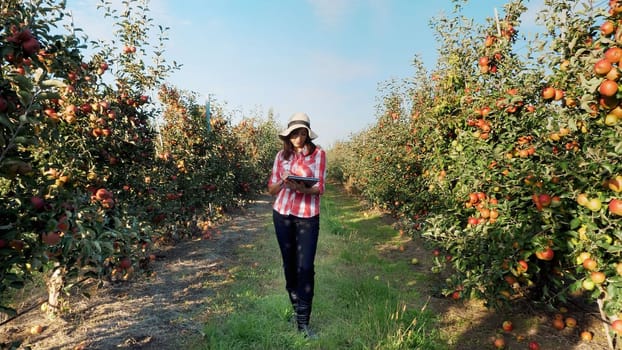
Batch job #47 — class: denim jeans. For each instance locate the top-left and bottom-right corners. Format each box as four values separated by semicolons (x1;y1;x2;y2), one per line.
272;210;320;305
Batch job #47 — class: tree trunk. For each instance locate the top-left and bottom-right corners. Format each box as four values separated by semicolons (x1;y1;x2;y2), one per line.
46;267;65;312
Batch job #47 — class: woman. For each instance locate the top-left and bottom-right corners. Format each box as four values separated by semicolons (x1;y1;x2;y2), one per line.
268;112;326;338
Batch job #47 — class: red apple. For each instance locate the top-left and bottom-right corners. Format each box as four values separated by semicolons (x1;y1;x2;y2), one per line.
599;79;619;97
119;257;132;270
30;196;46;210
608;176;622;192
0;96;7;112
609;198;622;216
30;325;44;335
21;38;40;55
580;330;593;341
80;103;92;114
553;317;565;330
502;320;513;332
607;67;621;81
493;336;505;349
518;260;528;272
565;316;577;328
43;108;58;120
528;341;541;350
64;104;77;115
542;86;556;100
9;239;24;251
591;271;606;284
536;247;554;261
95;188;112;201
595;59;613;75
601;20;616;35
538;194;552;207
583;258;598;271
123;45;136;54
42;231;61;245
605;47;622;63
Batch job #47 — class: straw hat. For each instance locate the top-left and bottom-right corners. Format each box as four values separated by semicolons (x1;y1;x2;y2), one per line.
278;112;318;140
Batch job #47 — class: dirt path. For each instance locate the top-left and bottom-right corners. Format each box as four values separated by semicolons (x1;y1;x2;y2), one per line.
0;195;274;350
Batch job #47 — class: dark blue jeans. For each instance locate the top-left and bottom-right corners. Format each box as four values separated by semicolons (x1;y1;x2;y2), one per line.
272;210;319;306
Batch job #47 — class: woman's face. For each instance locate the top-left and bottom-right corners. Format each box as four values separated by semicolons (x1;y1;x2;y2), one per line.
289;128;308;150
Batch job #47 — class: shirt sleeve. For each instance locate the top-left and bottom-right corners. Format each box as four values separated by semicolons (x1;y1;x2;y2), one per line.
313;148;327;195
268;151;282;186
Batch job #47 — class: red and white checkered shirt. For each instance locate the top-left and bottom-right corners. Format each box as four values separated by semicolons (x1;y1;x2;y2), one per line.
269;146;326;218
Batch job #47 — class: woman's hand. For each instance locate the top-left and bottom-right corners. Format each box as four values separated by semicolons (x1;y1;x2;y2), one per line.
286;180;319;195
285;179;305;193
269;178;286;196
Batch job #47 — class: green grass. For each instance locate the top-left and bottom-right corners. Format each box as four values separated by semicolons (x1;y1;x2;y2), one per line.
193;184;447;350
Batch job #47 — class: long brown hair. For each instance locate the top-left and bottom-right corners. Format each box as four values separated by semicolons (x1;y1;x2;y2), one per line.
282;136;316;160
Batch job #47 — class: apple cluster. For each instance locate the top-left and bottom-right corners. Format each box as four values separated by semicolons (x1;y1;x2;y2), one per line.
6;27;40;56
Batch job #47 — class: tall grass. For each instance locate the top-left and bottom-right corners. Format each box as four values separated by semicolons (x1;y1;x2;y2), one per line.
194;184;447;349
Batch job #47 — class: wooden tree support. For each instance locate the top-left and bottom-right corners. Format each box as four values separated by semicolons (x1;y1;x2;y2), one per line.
46;266;65;311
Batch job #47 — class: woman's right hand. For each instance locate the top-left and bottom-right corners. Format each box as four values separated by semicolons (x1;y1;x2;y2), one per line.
280;171;290;182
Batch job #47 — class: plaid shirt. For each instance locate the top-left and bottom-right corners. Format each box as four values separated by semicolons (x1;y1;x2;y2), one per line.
269;146;326;218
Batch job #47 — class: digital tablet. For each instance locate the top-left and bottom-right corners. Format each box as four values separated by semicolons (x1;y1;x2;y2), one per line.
286;175;319;187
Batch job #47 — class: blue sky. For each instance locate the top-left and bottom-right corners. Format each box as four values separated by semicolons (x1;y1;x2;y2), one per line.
67;0;544;147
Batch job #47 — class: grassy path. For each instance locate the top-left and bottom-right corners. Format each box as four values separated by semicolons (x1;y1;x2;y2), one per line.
193;184;446;350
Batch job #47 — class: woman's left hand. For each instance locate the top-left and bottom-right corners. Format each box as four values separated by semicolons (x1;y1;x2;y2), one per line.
285;180;303;193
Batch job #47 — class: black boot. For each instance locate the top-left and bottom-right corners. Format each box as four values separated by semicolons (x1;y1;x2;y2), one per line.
296;300;317;339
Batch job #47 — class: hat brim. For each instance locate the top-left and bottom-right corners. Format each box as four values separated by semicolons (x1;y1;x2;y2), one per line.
278;125;318;140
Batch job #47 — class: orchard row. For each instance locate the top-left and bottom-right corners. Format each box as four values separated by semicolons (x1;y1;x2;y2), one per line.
0;2;280;316
329;0;622;346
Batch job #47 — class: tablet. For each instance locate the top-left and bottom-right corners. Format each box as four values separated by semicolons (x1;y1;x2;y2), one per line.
286;175;319;187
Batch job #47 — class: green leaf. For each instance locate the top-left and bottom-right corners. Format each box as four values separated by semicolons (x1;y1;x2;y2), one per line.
0;114;14;130
92;241;101;253
14;136;36;146
605;244;622;253
17;90;33;105
602;163;615;174
8;73;33;91
36;91;61;101
570;218;581;229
